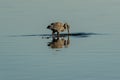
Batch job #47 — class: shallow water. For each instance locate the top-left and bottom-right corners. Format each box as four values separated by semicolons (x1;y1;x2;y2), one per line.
0;0;120;80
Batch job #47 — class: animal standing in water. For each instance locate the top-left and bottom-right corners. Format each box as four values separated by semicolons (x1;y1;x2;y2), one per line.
47;22;70;37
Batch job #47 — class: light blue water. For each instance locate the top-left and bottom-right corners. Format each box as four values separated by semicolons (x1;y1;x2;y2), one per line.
0;0;120;80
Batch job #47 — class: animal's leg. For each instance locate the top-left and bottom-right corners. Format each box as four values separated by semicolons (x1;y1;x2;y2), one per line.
52;31;55;38
57;32;60;37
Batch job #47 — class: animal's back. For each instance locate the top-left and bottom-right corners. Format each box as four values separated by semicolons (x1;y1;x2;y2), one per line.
53;22;65;32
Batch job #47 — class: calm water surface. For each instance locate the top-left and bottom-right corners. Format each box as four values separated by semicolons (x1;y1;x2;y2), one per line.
0;0;120;80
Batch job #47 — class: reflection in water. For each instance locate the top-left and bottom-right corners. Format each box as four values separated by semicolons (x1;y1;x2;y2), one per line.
8;32;101;49
9;32;100;37
8;32;102;49
48;36;70;49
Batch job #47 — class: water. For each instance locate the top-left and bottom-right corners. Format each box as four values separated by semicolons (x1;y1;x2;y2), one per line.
0;0;120;80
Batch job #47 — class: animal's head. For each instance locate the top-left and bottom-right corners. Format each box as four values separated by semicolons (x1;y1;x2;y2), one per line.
63;23;70;34
47;23;54;29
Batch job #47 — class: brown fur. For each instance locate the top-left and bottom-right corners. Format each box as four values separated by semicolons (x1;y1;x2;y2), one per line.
47;22;70;36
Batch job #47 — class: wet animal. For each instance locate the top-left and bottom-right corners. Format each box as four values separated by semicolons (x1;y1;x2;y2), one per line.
47;22;70;36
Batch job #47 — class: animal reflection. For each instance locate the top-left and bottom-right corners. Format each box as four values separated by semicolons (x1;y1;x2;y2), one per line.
48;36;70;49
47;22;70;37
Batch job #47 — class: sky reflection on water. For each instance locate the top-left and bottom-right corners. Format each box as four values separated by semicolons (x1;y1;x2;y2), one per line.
0;0;120;80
